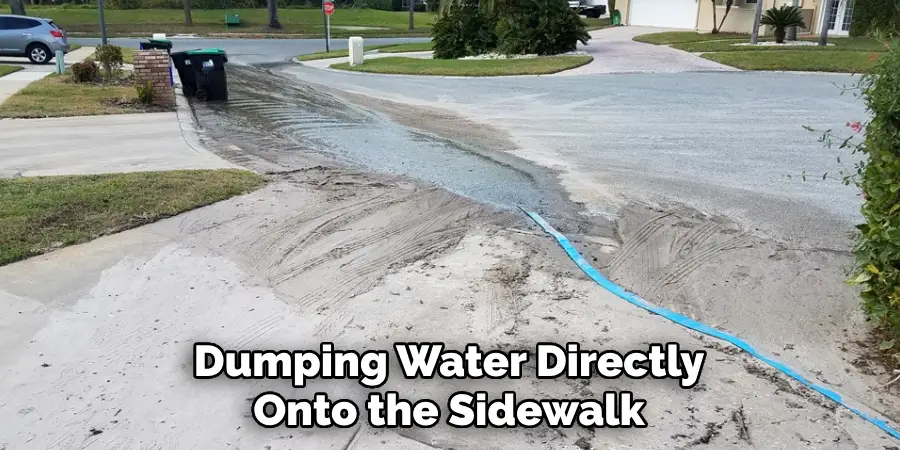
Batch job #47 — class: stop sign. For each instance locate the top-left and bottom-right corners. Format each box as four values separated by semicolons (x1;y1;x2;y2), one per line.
324;1;335;15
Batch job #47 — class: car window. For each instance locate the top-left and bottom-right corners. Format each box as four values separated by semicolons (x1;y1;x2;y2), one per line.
4;17;40;30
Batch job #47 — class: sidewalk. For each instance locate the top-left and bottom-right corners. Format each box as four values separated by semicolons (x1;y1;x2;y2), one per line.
0;46;95;105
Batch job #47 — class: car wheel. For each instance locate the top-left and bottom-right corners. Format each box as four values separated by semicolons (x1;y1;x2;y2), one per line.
27;44;51;65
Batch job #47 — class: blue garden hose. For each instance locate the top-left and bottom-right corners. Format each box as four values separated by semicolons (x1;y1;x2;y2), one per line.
519;207;900;442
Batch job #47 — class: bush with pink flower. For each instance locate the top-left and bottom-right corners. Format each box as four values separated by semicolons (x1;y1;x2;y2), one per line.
843;36;900;347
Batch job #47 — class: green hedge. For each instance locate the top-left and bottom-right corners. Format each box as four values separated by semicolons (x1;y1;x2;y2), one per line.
849;39;900;345
851;0;900;37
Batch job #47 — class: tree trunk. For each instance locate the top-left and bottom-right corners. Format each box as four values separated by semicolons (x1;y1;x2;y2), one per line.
9;0;27;16
717;0;733;32
183;0;193;25
267;0;282;29
774;27;786;43
710;0;718;33
750;0;763;43
818;0;834;46
408;0;414;30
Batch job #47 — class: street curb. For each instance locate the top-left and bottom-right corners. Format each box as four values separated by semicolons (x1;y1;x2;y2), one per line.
170;69;241;169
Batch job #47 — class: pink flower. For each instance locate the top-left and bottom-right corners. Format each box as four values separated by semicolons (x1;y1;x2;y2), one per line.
850;121;862;133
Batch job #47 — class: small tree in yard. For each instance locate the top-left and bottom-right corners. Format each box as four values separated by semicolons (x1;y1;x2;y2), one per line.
93;45;124;81
709;0;735;34
839;38;900;348
760;5;805;43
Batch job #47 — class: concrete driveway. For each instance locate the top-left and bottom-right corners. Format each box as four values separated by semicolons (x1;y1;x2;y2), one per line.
557;26;738;75
0;113;233;177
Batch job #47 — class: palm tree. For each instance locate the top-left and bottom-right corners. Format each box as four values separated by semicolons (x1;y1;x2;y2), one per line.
760;5;806;44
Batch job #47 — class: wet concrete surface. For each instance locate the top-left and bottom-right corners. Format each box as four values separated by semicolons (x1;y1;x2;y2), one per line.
274;63;868;250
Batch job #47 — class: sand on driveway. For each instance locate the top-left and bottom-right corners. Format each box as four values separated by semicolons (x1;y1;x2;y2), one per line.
0;149;892;449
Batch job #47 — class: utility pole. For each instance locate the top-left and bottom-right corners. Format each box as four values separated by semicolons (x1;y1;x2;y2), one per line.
818;0;834;46
408;0;414;30
322;0;329;52
98;0;108;46
787;0;799;41
750;0;764;44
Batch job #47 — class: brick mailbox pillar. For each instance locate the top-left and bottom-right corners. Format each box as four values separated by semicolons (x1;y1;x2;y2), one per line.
133;50;175;107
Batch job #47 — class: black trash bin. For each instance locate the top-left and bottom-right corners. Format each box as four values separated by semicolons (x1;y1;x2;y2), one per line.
187;48;228;102
169;50;197;97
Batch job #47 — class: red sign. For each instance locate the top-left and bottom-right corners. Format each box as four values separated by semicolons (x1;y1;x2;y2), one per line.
324;1;335;15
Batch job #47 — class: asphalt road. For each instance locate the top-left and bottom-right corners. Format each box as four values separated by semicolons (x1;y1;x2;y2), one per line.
274;64;867;249
71;35;867;249
70;36;430;65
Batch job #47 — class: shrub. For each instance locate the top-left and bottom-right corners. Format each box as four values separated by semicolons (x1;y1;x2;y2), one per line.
71;61;99;83
135;80;154;105
93;45;124;80
851;0;900;38
431;2;498;59
760;5;805;44
496;0;589;56
844;38;900;344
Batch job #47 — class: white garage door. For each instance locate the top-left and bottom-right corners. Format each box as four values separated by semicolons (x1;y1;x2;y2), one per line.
629;0;698;29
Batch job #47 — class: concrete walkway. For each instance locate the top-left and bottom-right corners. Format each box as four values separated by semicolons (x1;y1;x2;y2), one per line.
0;47;95;105
555;26;738;75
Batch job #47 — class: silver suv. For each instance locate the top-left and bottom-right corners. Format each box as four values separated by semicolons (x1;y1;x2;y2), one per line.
0;15;69;64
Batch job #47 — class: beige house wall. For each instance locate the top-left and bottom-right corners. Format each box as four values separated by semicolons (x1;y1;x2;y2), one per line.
623;0;826;36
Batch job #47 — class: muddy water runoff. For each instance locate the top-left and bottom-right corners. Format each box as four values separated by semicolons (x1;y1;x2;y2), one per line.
190;65;595;232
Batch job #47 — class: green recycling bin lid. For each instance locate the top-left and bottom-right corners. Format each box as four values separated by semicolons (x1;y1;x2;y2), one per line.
187;48;227;56
149;38;172;45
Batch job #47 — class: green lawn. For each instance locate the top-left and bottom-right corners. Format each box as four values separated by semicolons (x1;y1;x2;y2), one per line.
632;31;748;45
330;55;593;76
30;7;436;37
298;41;434;61
0;65;23;77
0;170;266;266
672;37;887;53
0;72;141;118
635;31;887;73
702;50;879;73
583;17;613;31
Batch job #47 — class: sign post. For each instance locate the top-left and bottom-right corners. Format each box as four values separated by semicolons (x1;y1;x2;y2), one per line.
323;1;335;52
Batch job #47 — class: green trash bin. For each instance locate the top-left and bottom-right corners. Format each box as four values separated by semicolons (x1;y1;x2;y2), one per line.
611;9;622;25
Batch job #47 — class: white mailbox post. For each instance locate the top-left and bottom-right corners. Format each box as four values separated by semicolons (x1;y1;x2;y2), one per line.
348;36;364;66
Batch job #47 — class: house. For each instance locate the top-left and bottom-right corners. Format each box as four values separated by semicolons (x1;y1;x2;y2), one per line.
616;0;854;37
